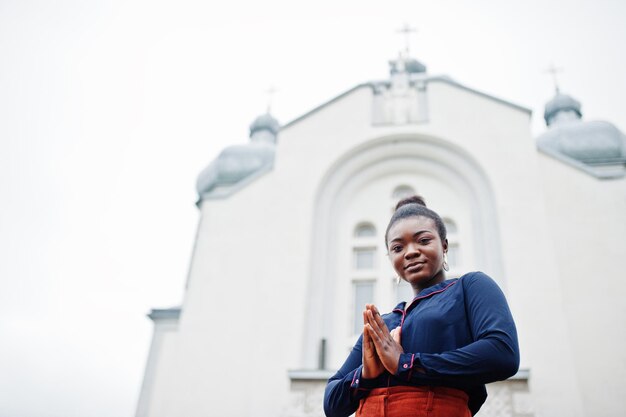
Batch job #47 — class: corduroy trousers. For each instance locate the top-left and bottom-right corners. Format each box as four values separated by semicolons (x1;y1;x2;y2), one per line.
356;386;471;417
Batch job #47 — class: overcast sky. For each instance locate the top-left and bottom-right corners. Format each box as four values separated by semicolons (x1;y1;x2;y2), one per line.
1;1;625;416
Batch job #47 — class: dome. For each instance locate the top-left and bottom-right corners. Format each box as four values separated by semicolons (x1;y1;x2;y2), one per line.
544;92;582;125
196;143;275;198
249;113;280;136
537;89;626;178
197;113;280;200
389;57;427;75
537;120;625;164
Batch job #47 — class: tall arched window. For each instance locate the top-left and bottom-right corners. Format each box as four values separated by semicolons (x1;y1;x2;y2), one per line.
351;221;377;334
392;185;415;200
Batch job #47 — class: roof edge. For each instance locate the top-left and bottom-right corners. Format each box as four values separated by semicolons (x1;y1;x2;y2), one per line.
426;76;532;114
148;307;181;321
282;83;373;129
281;75;531;131
196;162;274;205
537;145;625;179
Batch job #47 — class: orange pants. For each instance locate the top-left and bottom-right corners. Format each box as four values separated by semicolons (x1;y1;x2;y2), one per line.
356;386;471;417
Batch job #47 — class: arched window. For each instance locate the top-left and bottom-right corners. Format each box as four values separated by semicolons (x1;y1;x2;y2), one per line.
392;185;415;200
351;222;377;334
354;222;376;237
352;281;374;334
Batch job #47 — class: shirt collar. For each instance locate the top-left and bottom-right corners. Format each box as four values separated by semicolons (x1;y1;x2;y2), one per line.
393;278;459;312
414;278;459;299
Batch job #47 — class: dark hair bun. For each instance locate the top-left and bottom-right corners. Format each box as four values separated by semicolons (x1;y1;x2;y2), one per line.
395;195;427;211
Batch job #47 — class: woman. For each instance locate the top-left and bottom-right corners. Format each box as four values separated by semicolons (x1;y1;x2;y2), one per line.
324;196;519;417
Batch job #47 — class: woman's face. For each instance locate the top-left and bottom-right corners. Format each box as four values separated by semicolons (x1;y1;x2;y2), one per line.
387;216;448;292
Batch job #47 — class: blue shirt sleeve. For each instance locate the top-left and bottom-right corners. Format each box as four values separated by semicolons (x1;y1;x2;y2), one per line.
323;335;368;417
396;272;519;384
324;330;393;417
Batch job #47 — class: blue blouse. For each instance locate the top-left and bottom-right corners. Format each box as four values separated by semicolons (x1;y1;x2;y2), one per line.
323;272;519;416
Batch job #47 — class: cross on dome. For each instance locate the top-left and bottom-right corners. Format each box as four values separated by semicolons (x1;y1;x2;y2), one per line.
396;23;417;55
544;63;564;93
265;85;278;113
388;23;426;76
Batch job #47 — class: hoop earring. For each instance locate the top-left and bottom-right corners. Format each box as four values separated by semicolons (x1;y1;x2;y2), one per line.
443;252;450;272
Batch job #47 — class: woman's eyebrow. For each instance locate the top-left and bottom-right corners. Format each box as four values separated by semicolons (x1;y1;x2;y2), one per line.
389;230;431;242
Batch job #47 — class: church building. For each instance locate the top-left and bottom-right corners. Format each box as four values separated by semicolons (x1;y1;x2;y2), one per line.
135;52;626;417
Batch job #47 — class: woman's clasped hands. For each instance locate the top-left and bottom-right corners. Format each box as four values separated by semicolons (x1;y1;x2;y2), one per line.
361;304;404;379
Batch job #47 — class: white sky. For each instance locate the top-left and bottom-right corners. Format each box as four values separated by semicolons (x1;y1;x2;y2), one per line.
1;0;624;416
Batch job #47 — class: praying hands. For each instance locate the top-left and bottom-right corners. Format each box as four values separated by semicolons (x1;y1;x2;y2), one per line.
361;304;404;379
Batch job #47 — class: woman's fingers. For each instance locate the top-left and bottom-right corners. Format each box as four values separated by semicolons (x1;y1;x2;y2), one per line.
363;306;404;376
365;304;390;333
365;304;398;351
366;315;390;356
365;311;379;334
366;309;389;339
374;309;390;333
365;323;382;345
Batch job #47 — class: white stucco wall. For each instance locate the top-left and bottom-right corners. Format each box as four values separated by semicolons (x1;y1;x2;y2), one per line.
136;316;180;417
137;76;623;417
538;152;626;417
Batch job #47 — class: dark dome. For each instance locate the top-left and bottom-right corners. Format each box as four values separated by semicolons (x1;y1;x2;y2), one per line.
249;113;280;136
544;92;582;125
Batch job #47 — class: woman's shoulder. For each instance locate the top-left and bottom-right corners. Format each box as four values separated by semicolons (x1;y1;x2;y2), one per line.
458;271;496;281
458;271;500;288
458;271;506;296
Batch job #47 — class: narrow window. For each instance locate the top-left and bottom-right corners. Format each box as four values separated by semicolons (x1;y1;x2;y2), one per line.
353;281;374;334
354;248;376;270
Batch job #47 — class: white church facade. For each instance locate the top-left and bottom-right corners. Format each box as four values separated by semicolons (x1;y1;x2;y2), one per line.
135;54;626;417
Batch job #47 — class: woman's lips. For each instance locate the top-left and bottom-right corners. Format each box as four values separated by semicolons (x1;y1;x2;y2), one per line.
405;262;425;272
